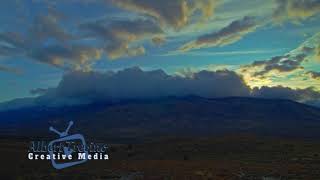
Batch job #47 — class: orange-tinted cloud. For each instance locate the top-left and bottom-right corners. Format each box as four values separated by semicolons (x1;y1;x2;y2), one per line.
109;0;220;29
81;19;163;59
307;71;320;80
273;0;320;22
179;16;258;51
247;54;306;77
29;45;102;71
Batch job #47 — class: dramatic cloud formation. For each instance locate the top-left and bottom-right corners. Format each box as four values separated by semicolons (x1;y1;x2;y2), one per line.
243;54;306;77
236;32;320;90
109;0;220;29
273;0;320;22
0;14;101;70
38;67;250;103
0;0;319;71
28;45;102;70
0;0;320;107
81;19;163;59
179;16;259;51
21;67;318;108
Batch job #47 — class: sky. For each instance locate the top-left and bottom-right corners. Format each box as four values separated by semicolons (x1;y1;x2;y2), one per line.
0;0;319;105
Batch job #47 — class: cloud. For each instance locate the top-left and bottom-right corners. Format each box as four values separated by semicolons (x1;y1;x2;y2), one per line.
0;65;22;74
162;49;285;57
81;18;163;59
273;0;320;22
179;16;259;51
151;36;166;46
26;14;81;66
315;45;320;61
0;13;101;70
29;13;73;44
0;32;27;49
0;46;22;57
307;71;320;80
0;13;96;70
252;86;320;102
31;67;250;105
242;54;306;77
30;88;50;96
28;45;102;71
1;0;319;72
0;32;27;57
109;0;220;29
237;33;320;90
21;67;319;108
0;14;163;68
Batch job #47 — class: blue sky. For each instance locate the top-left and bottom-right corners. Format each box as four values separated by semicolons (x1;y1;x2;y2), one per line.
0;0;320;103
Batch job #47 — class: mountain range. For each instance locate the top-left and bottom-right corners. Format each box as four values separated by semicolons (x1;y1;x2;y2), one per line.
1;96;320;139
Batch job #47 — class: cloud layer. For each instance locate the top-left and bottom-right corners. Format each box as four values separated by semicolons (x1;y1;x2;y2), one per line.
273;0;320;22
109;0;220;29
81;18;163;59
179;16;259;51
26;67;319;108
1;0;320;71
38;67;250;102
242;54;306;77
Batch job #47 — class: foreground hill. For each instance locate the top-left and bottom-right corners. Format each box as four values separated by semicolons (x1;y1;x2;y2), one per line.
1;96;320;138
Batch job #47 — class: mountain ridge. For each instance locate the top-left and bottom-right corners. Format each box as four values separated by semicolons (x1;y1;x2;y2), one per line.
1;96;320;139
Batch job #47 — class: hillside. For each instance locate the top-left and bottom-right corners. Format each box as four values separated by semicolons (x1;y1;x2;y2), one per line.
1;96;320;138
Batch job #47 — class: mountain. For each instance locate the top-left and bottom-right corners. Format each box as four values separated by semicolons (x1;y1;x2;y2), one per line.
1;96;320;139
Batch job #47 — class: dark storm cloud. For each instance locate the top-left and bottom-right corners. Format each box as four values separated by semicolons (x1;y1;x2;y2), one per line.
25;67;320;107
109;0;220;29
179;16;259;51
252;86;320;102
40;67;250;102
273;0;320;22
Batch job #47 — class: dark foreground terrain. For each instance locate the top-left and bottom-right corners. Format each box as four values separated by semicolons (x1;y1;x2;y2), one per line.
1;135;320;180
2;97;320;138
1;97;320;179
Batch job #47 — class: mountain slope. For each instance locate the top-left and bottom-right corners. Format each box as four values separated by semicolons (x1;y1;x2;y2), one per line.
1;96;320;138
